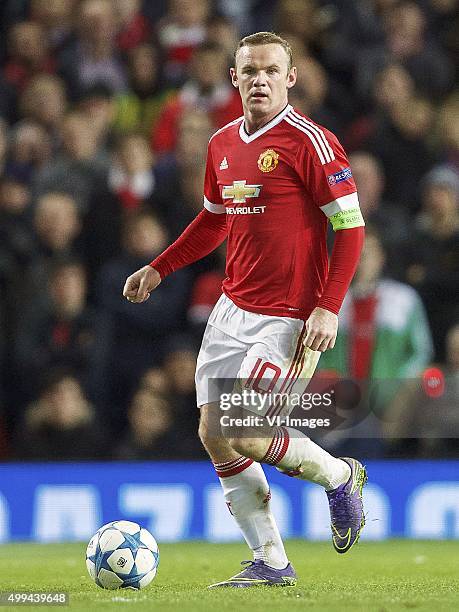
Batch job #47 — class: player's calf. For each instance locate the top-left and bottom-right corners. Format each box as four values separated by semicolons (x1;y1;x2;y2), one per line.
205;398;273;461
199;403;291;575
259;426;368;552
223;434;270;462
198;403;236;462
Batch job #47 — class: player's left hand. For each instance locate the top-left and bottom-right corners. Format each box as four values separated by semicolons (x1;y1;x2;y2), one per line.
304;307;338;352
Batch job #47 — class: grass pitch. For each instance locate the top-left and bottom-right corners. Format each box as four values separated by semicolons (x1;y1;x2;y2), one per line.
0;540;458;611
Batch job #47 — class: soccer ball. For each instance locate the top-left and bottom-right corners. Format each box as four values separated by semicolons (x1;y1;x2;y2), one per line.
86;520;159;590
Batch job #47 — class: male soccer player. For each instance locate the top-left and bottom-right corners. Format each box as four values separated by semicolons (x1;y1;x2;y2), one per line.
123;32;366;588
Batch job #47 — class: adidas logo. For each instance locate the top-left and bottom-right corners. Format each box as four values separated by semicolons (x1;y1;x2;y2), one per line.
220;157;228;170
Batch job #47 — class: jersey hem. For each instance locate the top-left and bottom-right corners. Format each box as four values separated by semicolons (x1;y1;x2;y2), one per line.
222;287;312;320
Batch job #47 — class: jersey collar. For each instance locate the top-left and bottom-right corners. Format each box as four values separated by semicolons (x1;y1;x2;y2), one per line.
238;104;292;144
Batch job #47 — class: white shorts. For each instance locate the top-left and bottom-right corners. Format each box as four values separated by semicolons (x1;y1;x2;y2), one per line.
195;294;321;414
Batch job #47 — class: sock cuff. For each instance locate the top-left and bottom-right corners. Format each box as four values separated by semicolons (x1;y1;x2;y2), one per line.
262;426;289;465
214;456;254;478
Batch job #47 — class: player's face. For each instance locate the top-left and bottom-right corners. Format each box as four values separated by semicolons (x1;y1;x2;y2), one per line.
231;44;296;118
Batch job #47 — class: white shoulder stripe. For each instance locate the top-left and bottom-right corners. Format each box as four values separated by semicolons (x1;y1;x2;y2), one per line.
320;192;360;217
204;196;226;214
209;116;244;142
284;114;327;164
286;113;330;163
290;109;335;162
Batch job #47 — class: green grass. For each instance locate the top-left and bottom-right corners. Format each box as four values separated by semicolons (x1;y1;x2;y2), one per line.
0;540;458;611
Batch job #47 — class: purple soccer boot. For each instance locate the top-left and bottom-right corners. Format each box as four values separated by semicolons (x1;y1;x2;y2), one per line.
208;560;297;588
326;457;367;554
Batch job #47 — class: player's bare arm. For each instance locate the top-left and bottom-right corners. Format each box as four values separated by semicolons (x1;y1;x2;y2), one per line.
123;265;161;303
304;307;338;352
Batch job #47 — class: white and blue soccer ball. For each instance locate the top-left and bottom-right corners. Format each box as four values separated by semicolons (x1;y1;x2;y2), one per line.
86;520;159;590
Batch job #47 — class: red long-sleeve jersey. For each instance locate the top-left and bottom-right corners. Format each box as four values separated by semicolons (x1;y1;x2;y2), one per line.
152;104;364;317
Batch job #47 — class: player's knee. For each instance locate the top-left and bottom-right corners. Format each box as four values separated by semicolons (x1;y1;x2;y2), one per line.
224;436;262;461
224;436;246;456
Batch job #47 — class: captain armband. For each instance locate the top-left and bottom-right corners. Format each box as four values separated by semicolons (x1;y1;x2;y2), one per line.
329;207;365;231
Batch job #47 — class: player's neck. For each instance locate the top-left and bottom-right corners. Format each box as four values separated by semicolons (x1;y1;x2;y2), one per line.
243;103;289;135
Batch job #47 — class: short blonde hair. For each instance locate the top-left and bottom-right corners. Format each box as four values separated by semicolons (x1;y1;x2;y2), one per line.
235;31;293;70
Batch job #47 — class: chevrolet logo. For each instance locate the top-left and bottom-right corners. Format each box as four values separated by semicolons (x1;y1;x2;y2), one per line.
222;180;262;204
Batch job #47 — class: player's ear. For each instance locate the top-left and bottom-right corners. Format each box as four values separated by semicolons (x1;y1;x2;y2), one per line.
286;67;297;89
230;67;239;88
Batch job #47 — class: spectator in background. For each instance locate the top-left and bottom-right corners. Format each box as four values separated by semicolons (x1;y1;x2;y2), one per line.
367;94;437;210
59;0;127;100
283;31;355;134
23;192;83;308
215;0;274;36
405;166;459;360
114;0;152;53
83;132;156;279
14;369;107;460
29;0;76;53
436;93;459;171
274;32;306;64
76;83;116;158
426;0;458;58
157;0;210;86
108;132;155;210
319;227;433;412
19;74;66;144
383;323;459;458
3;20;56;92
318;227;433;457
6;120;52;184
0;177;35;401
113;43;175;137
163;337;197;401
33;192;81;258
274;0;321;51
0;1;30;30
162;336;206;457
290;56;329;118
0;177;35;276
206;14;239;62
349;150;410;276
151;41;241;154
274;0;349;74
319;0;389;86
139;366;170;396
154;109;214;235
14;260;105;405
356;1;453;102
34;111;107;213
0;76;17;125
291;54;353;137
346;61;438;209
373;62;415;116
345;62;414;150
97;211;191;424
115;388;181;459
175;110;213;169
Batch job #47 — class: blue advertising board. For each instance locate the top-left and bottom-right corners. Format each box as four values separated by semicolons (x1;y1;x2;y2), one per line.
0;461;458;542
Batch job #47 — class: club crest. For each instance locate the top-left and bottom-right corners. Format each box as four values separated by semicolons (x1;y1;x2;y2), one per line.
258;149;279;173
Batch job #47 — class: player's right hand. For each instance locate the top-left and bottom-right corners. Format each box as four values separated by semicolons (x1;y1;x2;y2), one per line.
123;265;161;304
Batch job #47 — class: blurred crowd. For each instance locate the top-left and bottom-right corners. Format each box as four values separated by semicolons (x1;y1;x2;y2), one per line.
0;0;457;461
